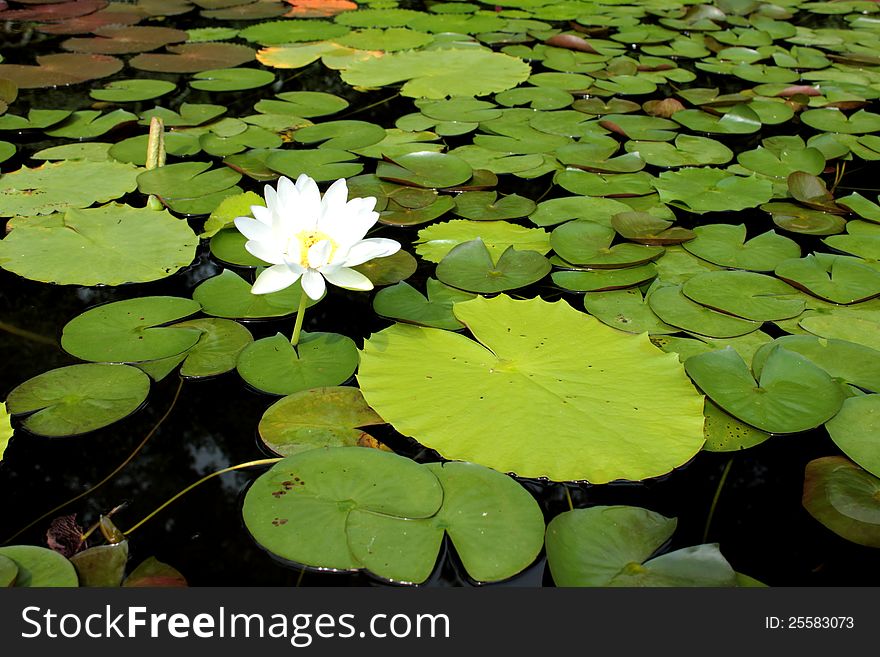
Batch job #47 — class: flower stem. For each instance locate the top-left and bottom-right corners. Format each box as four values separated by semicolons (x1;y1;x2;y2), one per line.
122;458;282;536
290;290;309;347
702;457;734;543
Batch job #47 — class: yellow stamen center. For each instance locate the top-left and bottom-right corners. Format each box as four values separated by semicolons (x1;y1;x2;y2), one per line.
291;230;338;266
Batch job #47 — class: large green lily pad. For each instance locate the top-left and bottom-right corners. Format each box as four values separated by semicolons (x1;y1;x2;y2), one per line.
242;447;443;571
236;332;358;396
684;346;845;433
0;204;197;286
0;546;78;587
258;387;385;456
358;295;705;483
653;168;773;214
0;160;140;216
340;49;531;99
682;224;800;272
347;461;545;584
551;221;664;268
545;506;736;587
62;297;202;363
775;254;880;304
682;270;804;321
583;288;676;334
803;456;880;548
825;395;880;478
6;364;150;437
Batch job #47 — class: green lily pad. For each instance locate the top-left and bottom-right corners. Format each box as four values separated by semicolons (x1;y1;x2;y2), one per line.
752;335;880;393
46;109;153;139
358;295;705;483
0;108;70;131
775;254;880;304
294;120;386;151
555;170;657;197
685;346;845;433
495;86;574;110
653;168;773;214
436;239;551;293
239;19;350;45
373;278;476;330
122;557;187;587
803;456;880;548
340;48;531;99
347;461;545;584
236;332;358;396
193;270;319;320
672;104;762;134
736;144;825;179
109;131;202;165
801;109;880;134
529;196;642;228
201;191;265;239
648;285;761;338
583;287;676;334
140;103;226;127
825;395;880;478
338;27;434;52
6;364;150;437
190;67;275;92
0;140;15;164
453;191;536;221
90;78;176;102
0;554;17;587
824;220;880;260
61;297;202;363
761;202;847;236
242;447;443;571
702;399;771;452
258;387;385;456
32;142;112;162
70;542;129;588
552;263;659;293
415;219;550;263
136;161;242;211
545;506;736;587
0;204;198;286
611;213;695;245
838;192;880;223
140;318;253;380
682;270;804;321
0;402;11;463
377;151;473;189
0;160;140;216
552;221;664;269
788;172;842;214
265;148;363;182
0;546;77;587
378;196;455;227
351;249;417;286
625;134;733;168
683;224;800;272
209;229;266;267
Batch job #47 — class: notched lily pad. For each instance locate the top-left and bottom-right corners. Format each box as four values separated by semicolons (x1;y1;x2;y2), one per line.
803;456;880;548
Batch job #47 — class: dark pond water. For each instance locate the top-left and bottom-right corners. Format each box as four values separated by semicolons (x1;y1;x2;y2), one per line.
1;0;879;586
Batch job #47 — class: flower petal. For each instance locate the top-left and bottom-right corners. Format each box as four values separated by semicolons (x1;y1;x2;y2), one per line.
307;239;332;269
252;264;301;295
300;268;326;300
244;240;285;265
321;266;374;292
251;205;273;226
263;183;278;213
234;216;273;242
341;238;401;267
295;175;321;231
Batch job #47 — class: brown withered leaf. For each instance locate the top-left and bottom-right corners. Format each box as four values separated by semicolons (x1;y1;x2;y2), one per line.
46;514;85;558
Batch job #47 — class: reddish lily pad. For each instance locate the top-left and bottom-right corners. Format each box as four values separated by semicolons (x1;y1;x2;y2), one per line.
0;53;122;88
61;26;188;54
130;42;255;73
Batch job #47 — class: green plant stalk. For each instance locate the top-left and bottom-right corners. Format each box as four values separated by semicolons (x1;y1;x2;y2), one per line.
146;116;165;211
702;457;734;543
290;291;309;347
3;378;184;545
123;458;282;536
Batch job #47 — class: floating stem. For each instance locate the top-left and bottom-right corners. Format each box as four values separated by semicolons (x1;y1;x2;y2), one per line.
122;458;282;536
3;379;184;545
702;457;734;543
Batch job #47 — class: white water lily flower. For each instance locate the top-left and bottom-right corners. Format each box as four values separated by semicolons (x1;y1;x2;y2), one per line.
233;174;400;300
